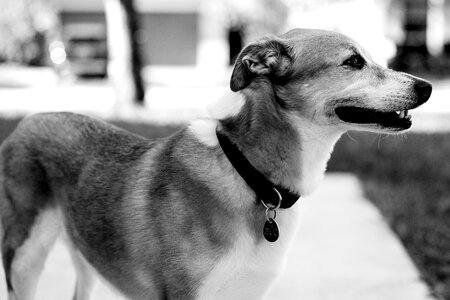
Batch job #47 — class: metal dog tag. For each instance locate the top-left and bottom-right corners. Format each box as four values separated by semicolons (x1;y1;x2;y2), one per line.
263;218;279;242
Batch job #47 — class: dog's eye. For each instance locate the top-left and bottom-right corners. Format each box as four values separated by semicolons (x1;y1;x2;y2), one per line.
342;54;365;69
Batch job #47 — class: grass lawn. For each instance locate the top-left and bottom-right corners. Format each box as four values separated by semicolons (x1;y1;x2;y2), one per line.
0;116;448;299
329;132;450;300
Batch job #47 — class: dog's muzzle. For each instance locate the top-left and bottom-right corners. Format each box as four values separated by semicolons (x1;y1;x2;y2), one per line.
334;78;432;131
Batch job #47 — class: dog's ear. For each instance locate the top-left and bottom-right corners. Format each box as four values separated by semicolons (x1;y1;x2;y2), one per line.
230;39;292;92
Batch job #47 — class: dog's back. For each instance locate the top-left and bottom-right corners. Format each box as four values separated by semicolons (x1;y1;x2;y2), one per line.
0;112;152;231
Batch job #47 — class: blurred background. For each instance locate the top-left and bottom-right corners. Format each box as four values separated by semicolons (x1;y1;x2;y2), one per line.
1;0;450;119
0;0;450;299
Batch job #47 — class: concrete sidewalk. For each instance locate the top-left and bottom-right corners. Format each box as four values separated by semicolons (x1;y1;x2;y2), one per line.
34;174;434;300
266;173;433;300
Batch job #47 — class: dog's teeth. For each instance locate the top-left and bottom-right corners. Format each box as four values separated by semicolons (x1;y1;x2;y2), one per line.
397;110;409;119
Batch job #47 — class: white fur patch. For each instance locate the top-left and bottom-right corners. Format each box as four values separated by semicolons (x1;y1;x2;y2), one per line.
207;92;245;120
10;208;62;299
188;92;245;148
69;246;97;300
0;224;7;300
289;116;344;196
0;269;5;300
196;206;302;299
188;119;219;147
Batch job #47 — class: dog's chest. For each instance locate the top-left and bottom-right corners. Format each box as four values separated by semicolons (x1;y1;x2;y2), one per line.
196;207;302;300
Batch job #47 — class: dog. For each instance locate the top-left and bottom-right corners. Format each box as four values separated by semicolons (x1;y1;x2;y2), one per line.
0;28;431;300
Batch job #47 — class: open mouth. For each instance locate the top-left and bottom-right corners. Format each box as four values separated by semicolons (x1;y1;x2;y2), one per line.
334;107;412;130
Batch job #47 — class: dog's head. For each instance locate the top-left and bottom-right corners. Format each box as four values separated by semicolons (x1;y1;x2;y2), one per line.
230;28;432;133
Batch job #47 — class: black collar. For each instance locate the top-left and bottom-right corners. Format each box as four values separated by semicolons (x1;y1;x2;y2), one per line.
216;130;300;209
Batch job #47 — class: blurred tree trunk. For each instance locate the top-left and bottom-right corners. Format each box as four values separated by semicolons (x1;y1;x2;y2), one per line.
103;0;145;106
228;26;244;65
389;0;429;73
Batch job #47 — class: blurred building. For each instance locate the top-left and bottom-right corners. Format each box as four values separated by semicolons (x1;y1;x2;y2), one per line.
54;0;291;81
38;0;450;77
58;0;200;67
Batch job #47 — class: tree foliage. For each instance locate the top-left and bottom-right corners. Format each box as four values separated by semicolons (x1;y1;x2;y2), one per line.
0;0;57;65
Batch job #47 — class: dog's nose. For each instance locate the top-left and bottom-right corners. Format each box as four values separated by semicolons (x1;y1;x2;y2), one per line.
413;79;432;104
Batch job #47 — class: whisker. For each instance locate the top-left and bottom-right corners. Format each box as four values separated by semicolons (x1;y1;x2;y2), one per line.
345;132;358;144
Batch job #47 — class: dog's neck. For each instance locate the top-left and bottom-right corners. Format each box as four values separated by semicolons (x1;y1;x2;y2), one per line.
219;82;343;196
288;116;343;195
